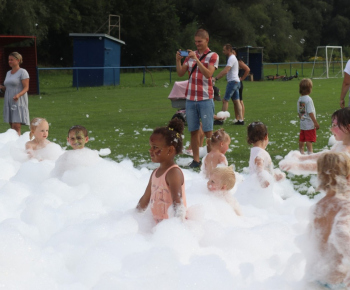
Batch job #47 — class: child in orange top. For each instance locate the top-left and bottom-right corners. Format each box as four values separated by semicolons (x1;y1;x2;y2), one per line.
137;118;187;222
307;152;350;288
202;128;230;178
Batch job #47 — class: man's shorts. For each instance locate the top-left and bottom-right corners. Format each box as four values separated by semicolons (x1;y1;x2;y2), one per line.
299;129;316;142
186;99;214;132
224;81;241;102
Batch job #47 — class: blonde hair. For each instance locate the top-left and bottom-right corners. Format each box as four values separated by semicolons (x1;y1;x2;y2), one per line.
210;128;230;147
211;166;236;190
299;78;313;95
317;152;350;193
29;118;47;140
9;52;23;64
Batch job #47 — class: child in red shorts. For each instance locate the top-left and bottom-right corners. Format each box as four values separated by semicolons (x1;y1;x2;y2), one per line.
297;78;319;154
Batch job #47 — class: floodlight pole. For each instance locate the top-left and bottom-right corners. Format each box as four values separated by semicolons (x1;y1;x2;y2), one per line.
108;15;120;39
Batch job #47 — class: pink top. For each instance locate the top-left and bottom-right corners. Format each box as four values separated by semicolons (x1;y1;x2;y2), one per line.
150;164;186;221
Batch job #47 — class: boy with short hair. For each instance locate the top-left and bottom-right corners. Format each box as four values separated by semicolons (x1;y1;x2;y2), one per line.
67;125;89;150
52;125;99;178
297;78;319;154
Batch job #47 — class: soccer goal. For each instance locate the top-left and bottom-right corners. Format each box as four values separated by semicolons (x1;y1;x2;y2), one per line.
311;46;344;79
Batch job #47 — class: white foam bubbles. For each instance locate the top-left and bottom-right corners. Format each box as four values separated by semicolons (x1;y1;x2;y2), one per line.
0;128;322;289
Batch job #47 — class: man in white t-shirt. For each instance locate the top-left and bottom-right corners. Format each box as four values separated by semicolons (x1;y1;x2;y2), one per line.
340;59;350;108
214;44;244;125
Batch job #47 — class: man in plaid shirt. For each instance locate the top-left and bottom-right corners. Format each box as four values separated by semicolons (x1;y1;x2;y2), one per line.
176;29;219;168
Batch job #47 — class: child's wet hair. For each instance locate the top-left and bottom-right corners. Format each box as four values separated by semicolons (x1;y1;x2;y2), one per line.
247;122;267;144
299;78;313;95
68;125;88;137
152;118;184;154
317;152;350;193
210;128;230;146
211;166;236;190
331;107;350;133
29;117;47;140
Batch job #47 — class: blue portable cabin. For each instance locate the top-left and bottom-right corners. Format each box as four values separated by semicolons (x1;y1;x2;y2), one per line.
69;33;125;87
237;46;263;81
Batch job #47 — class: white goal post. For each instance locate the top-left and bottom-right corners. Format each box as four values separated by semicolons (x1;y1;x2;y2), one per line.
311;46;344;79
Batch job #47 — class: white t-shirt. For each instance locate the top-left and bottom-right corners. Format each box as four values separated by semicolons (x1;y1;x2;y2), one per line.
226;54;240;82
298;95;316;130
344;60;350;105
249;147;274;175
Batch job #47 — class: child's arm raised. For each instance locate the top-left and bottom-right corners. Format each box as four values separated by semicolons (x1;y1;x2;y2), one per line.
136;173;153;212
166;167;186;221
279;159;317;173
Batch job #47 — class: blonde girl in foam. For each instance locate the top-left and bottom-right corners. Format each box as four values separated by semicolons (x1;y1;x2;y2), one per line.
306;152;350;288
25;118;50;158
207;165;241;215
202;128;230;178
136;118;187;223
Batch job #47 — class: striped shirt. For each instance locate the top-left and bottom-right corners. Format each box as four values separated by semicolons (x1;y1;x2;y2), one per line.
184;48;219;101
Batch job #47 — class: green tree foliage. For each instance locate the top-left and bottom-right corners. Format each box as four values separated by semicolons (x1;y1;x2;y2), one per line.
111;0;181;65
0;0;349;65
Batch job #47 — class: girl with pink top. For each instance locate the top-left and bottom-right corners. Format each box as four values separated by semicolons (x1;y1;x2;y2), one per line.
137;118;187;222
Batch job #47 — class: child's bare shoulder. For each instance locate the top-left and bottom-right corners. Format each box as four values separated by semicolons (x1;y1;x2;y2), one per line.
25;140;35;150
317;195;350;212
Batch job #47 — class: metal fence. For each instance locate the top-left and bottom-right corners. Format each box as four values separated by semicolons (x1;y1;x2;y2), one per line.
37;61;348;93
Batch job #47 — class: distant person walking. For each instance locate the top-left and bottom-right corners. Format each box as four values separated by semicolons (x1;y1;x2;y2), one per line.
232;48;250;121
214;44;244;125
0;52;30;135
176;29;219;168
340;59;350;108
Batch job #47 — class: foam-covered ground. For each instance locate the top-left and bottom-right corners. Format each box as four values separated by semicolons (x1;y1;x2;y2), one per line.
0;129;322;289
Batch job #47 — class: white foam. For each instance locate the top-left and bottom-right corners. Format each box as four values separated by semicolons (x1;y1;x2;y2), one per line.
0;128;322;289
217;111;230;119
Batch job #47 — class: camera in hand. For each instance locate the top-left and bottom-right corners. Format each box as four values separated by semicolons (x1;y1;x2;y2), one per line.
180;50;189;57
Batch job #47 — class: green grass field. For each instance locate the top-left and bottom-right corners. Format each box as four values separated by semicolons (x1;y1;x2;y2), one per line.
0;69;344;194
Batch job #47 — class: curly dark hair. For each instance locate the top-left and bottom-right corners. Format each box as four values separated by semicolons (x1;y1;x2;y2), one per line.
247;122;268;145
331;107;350;133
152;118;184;154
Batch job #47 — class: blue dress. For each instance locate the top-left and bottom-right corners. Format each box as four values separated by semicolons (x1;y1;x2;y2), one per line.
3;68;30;125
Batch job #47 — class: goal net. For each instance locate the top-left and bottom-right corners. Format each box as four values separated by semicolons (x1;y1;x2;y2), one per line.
311;46;344;79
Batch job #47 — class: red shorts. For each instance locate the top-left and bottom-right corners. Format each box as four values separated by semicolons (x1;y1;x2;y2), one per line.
299;129;316;142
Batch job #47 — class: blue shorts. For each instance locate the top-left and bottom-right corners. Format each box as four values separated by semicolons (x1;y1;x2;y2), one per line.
186;99;214;132
224;81;241;101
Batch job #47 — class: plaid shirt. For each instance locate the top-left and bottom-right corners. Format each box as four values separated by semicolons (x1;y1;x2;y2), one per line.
184;48;219;101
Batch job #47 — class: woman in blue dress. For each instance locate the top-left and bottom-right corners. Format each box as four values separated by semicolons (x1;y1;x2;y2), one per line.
0;52;30;135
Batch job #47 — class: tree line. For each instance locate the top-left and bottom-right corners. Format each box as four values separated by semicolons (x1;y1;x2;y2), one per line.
0;0;349;66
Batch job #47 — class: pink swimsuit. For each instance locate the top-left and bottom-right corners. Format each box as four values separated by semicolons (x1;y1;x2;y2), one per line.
150;164;186;221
